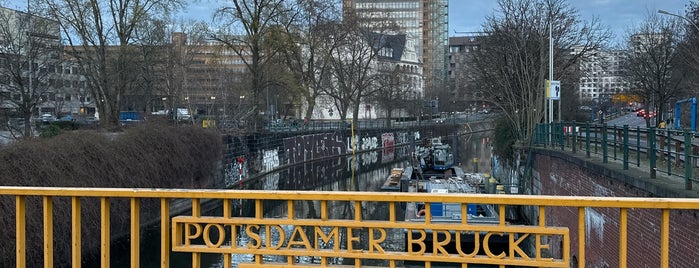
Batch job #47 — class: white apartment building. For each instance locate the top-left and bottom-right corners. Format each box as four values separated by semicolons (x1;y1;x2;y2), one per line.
0;6;95;118
574;47;629;101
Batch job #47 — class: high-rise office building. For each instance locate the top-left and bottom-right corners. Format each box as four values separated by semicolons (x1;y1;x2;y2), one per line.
343;0;448;97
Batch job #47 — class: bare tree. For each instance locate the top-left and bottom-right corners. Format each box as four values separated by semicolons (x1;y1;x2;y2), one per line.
212;0;294;128
372;64;418;127
469;0;610;143
622;12;686;127
324;17;379;123
0;6;62;138
673;2;699;100
40;0;184;128
282;0;341;121
324;11;399;125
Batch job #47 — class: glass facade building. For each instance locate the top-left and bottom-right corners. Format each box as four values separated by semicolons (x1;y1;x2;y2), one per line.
343;0;449;97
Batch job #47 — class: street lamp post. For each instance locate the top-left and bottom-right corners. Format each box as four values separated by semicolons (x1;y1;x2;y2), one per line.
210;96;216;117
658;9;699;32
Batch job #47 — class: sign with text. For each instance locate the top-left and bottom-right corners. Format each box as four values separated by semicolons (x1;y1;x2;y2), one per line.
172;216;570;267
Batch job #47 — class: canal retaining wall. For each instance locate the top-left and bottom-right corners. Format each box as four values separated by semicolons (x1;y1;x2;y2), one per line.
219;121;493;188
523;148;699;268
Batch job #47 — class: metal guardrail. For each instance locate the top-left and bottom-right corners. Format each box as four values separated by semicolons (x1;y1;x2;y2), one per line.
245;114;493;132
535;122;698;190
4;187;698;267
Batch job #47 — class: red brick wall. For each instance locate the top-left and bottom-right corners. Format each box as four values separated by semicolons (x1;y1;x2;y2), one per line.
532;153;699;268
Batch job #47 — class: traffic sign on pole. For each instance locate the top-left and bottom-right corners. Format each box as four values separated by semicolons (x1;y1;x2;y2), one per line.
549;80;561;100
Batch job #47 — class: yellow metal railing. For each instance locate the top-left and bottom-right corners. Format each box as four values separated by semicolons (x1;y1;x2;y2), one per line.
3;186;698;268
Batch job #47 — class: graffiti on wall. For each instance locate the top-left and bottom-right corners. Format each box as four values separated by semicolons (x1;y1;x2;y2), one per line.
262;149;280;190
382;133;395;163
284;133;346;164
224;157;246;188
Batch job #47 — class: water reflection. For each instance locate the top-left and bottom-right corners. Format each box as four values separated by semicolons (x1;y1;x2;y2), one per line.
125;131;493;268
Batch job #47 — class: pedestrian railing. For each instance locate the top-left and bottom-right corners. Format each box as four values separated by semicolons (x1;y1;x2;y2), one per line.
3;187;698;268
534;122;697;190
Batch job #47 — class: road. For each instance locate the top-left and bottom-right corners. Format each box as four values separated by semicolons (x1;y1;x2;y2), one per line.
607;111;657;128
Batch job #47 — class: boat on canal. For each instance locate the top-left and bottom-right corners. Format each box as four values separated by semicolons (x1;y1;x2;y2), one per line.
383;136;510;266
415;137;454;172
402;173;509;267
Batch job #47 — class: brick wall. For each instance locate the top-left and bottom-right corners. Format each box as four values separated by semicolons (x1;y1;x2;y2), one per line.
531;151;699;268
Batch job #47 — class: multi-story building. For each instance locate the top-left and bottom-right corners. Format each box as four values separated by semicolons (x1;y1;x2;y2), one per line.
0;6;95;120
343;0;448;98
168;32;250;118
573;47;629;101
64;31;251;121
448;34;486;112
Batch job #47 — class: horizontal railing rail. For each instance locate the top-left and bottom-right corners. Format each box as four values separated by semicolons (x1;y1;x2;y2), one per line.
535;122;698;190
3;187;698;268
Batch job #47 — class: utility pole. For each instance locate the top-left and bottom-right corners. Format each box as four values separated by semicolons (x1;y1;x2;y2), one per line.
548;15;553;124
27;0;32;113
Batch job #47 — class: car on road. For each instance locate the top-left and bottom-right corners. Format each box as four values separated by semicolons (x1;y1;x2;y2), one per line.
636;109;656;118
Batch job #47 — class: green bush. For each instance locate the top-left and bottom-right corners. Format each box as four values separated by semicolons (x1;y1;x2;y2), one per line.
492;116;517;163
39;124;61;138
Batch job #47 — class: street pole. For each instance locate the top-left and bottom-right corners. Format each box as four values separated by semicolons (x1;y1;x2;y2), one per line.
658;9;699;33
548;16;554;124
27;0;33;117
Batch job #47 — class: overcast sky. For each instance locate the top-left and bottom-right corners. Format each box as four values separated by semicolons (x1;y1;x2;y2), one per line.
449;0;691;45
10;0;691;46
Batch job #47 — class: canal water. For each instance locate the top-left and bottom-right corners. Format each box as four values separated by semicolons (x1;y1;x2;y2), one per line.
102;131;494;267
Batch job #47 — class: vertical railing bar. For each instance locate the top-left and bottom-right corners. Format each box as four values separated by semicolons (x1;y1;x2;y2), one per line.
666;131;671;175
636;127;641;167
192;198;201;268
578;207;585;268
425;202;431;225
354;201;361;222
660;209;670;268
321;200;328;221
160;198;170;268
619;208;627;268
288;200;295;220
650;127;657;179
43;196;54;268
499;205;506;226
255;199;262;219
538;206;545;226
223;199;232;268
622;125;629;170
564;221;571;266
100;197;110;268
684;131;693;190
16;195;26;268
594;125;598;155
255;199;262;265
613;125;617;160
602;124;608;163
72;196;81;268
131;198;140;268
389;201;396;223
461;204;467;225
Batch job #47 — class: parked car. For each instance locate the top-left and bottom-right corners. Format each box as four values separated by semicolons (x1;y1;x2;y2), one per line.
40;114;56;123
119;111;144;125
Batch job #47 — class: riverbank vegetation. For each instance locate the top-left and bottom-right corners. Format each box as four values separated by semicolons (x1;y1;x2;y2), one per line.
0;125;223;267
